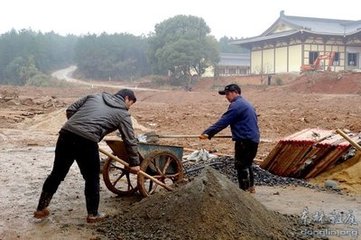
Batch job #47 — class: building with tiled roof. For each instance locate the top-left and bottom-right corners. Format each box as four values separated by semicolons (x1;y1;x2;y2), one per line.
215;53;250;76
232;11;361;74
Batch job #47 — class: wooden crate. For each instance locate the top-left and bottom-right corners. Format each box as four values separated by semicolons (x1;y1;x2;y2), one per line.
261;128;361;178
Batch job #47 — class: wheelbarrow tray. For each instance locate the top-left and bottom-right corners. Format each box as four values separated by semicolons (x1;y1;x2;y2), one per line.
104;137;183;162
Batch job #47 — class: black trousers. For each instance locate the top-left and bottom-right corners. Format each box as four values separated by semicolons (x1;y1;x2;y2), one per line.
42;130;100;215
234;140;258;190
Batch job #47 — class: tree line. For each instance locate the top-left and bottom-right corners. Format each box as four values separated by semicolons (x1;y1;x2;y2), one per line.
0;15;247;87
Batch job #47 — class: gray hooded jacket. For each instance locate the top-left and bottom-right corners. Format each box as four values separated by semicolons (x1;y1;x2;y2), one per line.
62;92;139;166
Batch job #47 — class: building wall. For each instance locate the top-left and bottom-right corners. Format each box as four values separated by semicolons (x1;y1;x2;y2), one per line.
275;47;287;73
251;50;263;73
250;40;359;73
263;49;275;74
201;65;215;77
289;45;302;72
251;45;303;74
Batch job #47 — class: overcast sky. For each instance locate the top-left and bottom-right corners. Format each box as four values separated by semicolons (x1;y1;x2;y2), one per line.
1;0;360;39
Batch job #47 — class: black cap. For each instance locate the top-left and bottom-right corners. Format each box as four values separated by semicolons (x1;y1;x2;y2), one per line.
218;84;241;95
115;89;137;103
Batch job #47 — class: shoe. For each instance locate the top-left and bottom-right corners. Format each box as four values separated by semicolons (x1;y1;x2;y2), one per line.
86;212;108;223
34;208;50;219
247;186;256;194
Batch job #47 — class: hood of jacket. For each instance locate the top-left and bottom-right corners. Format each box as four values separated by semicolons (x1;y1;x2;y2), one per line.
102;92;127;109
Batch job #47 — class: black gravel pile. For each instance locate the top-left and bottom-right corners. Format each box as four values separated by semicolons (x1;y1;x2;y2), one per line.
184;156;341;193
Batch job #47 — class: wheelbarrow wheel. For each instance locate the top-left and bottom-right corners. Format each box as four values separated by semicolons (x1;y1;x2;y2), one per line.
103;157;138;196
137;150;184;197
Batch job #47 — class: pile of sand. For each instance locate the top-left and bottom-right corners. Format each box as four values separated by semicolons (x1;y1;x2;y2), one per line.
95;167;303;239
311;152;361;193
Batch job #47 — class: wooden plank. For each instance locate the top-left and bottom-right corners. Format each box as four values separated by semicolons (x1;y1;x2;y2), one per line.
260;142;284;169
336;129;361;152
277;144;309;175
280;145;313;176
261;128;360;179
267;143;294;173
305;146;350;178
288;145;330;177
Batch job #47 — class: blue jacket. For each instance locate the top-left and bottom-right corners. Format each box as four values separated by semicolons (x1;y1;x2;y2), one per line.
203;96;260;143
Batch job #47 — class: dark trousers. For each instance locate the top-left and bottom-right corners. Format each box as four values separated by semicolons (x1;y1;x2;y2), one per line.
234;140;258;190
42;130;100;215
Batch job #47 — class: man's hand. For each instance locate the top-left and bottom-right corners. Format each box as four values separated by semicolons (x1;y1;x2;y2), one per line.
128;165;140;174
199;134;209;140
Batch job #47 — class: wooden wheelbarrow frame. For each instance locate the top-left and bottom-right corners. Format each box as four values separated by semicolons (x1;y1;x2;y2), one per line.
99;137;184;197
99;148;173;191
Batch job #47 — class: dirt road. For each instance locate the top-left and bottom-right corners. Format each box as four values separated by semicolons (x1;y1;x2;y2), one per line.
51;66;166;92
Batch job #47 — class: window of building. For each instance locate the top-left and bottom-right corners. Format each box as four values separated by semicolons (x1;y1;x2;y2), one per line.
309;51;319;64
333;52;340;66
228;68;237;75
218;67;226;75
348;53;358;66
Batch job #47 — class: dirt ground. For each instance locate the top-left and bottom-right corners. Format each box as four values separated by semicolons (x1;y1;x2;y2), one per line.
1;70;361;239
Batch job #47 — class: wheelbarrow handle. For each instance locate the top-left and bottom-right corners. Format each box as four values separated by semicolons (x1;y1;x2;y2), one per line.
99;148;173;191
336;129;361;152
158;135;232;138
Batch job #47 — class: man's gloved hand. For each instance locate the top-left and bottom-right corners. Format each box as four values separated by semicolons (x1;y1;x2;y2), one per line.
199;134;209;140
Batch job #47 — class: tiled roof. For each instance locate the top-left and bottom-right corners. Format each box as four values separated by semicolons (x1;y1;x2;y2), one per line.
279;15;361;35
231;30;299;45
232;11;361;46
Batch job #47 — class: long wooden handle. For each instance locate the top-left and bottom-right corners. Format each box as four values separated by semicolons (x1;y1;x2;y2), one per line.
336;129;361;152
158;135;232;138
99;148;173;191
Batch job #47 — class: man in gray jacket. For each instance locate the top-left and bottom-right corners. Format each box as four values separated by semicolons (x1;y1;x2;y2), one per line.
33;89;140;223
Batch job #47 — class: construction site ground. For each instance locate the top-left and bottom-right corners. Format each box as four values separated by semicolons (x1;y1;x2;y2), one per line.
1;70;361;239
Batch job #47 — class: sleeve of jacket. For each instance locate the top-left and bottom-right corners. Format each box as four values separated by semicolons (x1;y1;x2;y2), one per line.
203;104;238;138
118;115;140;167
66;95;88;119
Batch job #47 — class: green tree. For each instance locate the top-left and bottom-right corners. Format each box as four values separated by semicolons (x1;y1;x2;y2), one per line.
219;36;249;53
4;56;39;85
74;33;150;80
148;15;219;87
0;29;76;85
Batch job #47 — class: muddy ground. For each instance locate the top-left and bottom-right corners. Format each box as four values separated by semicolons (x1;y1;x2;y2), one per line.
1;70;361;239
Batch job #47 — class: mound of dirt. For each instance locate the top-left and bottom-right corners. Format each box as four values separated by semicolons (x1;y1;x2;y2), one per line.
94;167;302;240
288;72;361;94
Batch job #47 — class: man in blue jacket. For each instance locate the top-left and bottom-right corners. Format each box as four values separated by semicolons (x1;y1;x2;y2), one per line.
33;89;140;223
200;84;260;193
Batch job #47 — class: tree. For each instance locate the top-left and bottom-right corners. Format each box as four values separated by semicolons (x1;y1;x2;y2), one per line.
0;29;76;85
218;36;249;53
4;56;39;85
74;33;150;80
148;15;219;87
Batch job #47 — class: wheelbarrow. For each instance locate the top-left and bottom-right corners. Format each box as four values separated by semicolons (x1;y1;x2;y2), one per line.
99;137;184;197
